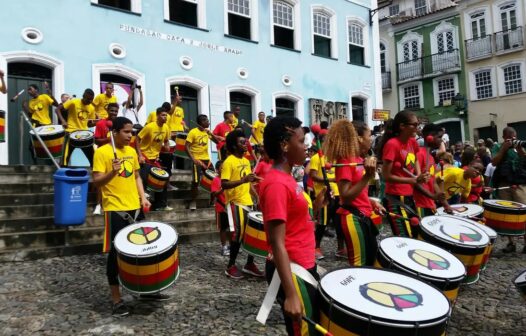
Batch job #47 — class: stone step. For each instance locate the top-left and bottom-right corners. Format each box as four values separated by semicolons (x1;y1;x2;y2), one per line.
0;165;57;174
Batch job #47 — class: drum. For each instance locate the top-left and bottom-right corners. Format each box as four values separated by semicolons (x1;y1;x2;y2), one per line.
420;215;489;284
436;203;483;219
161;139;176;154
319;267;451;336
514;270;526;301
69;130;94;148
471;223;497;271
483;199;526;236
242;211;267;258
29;125;65;159
376;237;465;303
199;169;218;193
146;167;170;192
174;132;189;158
114;222;180;294
130;124;143;149
370;197;384;230
0;110;5;142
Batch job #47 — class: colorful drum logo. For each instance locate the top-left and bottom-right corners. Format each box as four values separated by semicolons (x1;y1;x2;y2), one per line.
29;125;65;159
483;199;526;236
436;203;484;218
147;167;170;193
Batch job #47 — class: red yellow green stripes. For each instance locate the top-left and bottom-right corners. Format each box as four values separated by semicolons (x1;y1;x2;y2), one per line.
291;273;316;336
341;213;367;266
102;212;111;253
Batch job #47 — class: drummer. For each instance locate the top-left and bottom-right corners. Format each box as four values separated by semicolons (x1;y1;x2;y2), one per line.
23;82;59;127
249;111;266;154
461;148;485;204
92;116;151;316
167;94;186;170
92;82;117;120
57;89;97;167
324;120;384;266
185;114;221;210
259;116;327;335
136;107;171;211
213;110;235;160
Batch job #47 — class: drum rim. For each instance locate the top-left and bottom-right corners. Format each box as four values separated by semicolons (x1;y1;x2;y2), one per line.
420;215;489;249
436;204;484;217
114;222;178;257
318;266;451;326
514;269;526;285
248;211;263;221
29;125;65;136
483;199;526;211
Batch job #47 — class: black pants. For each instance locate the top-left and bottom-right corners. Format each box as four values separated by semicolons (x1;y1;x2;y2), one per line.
63;133;94;167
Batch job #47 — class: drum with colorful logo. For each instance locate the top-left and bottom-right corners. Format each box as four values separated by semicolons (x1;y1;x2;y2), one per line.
174;132;188;158
29;125;65;159
420;215;489;284
0;110;5;142
376;237;465;303
146;167;170;192
318;267;451;336
242;211;267;258
199;169;218;193
471;222;497;271
436;203;484;219
370;197;384;230
69;130;94;148
483;199;526;236
514;270;526;301
115;222;180;294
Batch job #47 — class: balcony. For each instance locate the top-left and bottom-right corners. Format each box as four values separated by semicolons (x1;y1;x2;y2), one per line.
495;27;524;53
382;72;392;90
465;35;493;60
397;49;460;82
465;27;524;61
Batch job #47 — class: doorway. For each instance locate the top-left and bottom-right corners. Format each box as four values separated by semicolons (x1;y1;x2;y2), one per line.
230;91;252;137
169;84;199;128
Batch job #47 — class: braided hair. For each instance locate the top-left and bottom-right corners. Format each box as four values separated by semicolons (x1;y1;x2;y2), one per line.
263;116;302;161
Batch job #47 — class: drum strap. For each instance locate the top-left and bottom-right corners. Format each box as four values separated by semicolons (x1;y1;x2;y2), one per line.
226;203;252;232
256;263;318;325
115;210;140;225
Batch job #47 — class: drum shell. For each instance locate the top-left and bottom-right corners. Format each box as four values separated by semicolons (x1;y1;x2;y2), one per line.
514;270;526;301
31;127;65;159
199;169;217;192
0;110;5;142
174;132;189;158
472;223;497;271
69;130;94;148
242;212;267;258
161;140;176;154
146;168;169;192
483;201;526;236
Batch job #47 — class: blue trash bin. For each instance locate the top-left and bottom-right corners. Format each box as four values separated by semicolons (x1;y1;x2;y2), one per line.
54;168;89;226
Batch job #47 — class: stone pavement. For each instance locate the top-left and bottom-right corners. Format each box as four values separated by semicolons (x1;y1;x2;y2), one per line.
0;233;525;335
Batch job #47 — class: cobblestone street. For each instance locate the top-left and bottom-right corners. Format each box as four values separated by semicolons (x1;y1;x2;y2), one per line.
0;235;525;336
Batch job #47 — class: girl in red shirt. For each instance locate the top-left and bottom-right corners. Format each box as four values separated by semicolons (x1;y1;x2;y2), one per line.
324;120;384;266
379;111;429;237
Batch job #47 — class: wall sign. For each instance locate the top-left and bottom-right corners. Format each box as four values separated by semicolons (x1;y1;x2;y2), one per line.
372;109;390;121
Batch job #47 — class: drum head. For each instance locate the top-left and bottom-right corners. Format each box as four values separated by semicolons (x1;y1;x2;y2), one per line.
151;167;169;178
71;130;93;139
420;215;489;248
168;139;176;147
204;169;218;179
436;204;483;217
515;270;526;285
379;237;465;281
483;199;526;210
472;222;497;240
114;222;177;257
248;211;263;223
320;268;450;323
30;125;64;136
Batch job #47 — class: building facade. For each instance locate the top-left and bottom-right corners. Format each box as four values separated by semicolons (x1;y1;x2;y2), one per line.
379;0;470;145
0;0;382;165
460;0;526;142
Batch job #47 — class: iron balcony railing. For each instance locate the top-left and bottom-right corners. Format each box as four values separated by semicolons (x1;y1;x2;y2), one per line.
495;26;524;52
397;49;460;81
381;72;391;89
465;27;524;60
465;35;493;59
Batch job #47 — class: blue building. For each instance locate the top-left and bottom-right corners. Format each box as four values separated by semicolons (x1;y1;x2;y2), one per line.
0;0;382;165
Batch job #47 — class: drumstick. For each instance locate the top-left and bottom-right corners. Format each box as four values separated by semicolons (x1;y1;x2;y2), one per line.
484;185;518;192
241;119;253;128
302;316;333;336
388;212;420;226
106;120;117;159
402;167;417;178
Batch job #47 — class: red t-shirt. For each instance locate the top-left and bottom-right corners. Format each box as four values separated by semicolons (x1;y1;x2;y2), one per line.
211;176;226;213
463;166;483;203
212;122;232;150
260;169;315;269
382;137;419;196
94;119;110;139
335;157;373;217
414;147;437;209
254;159;273;196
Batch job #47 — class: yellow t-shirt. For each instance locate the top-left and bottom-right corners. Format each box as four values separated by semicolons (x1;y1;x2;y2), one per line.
250;120;266;144
146;111;171;125
28;94;54;125
93;144;140;211
186;127;210;160
168;106;185;132
92;93;117;119
309;153;339;197
232;115;239;128
63;98;96;133
138;122;170;160
436;166;471;200
221;155;253;206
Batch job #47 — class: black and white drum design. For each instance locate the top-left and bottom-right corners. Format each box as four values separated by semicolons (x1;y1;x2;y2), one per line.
69;130;94;148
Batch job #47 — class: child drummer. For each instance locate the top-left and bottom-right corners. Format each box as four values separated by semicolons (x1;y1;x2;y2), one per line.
92;117;151;316
185;114;221;210
211;160;230;256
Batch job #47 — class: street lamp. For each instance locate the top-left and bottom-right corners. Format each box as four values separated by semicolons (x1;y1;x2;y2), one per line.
453;93;467;117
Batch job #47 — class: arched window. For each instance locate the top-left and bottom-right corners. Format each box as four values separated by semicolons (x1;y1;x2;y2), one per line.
275;98;296;118
312;6;337;58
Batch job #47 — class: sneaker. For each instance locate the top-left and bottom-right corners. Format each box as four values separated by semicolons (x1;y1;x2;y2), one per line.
222;245;230;256
315;248;325;261
225;265;244;279
167;184;178;191
502;243;516;253
159;206;173;211
139;293;171;301
92;204;102;216
189;201;197;210
335;248;347;259
112;300;130;317
242;262;265;278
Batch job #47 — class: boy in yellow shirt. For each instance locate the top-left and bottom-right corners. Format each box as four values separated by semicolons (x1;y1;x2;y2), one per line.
250;111;266;153
185;114;221;210
92;116;151;316
92;82;117;120
23;82;59;126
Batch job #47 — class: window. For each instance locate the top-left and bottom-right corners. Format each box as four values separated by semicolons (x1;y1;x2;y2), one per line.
415;0;427;16
503;64;522;94
436;77;456;105
168;0;198;27
227;0;252;40
312;7;337;58
470;12;486;39
403;40;419;61
389;4;400;16
437;30;455;53
273;1;294;49
92;0;141;13
401;83;422;109
348;21;365;65
380;43;387;73
500;3;517;31
474;70;493;99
